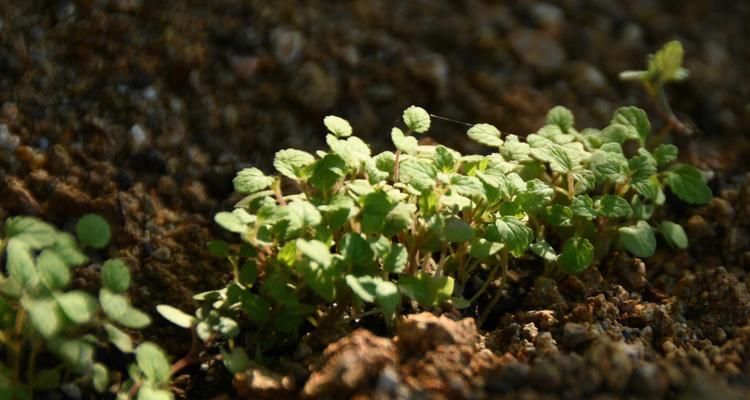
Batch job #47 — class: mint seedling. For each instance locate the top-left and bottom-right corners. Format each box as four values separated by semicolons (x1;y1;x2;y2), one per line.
620;40;692;136
0;215;162;398
160;102;711;375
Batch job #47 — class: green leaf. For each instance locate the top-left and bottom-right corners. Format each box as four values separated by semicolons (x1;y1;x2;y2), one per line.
589;150;629;183
50;339;94;373
558;237;594;274
37;249;70;290
100;289;151;328
7;239;40;291
629;153;657;183
546;106;574;133
611;107;650;145
345;275;377;303
233;168;274;194
546;146;574;174
596;195;632;218
309;154;347;191
137;385;174;400
571;195;597;220
55;291;97;325
485;216;532;258
383;243;407;273
442;217;474;243
23;297;63;338
76;214;111;249
100;288;129;321
222;347;250;374
666;165;712;204
93;363;109;393
632;176;662;201
136;342;171;385
469;238;504;260
375;281;399;320
467;123;503;147
651;40;688;83
5;216;57;249
156;305;195;328
241;293;271;323
449;175;484;198
403;106;431;133
214;211;248;234
653;144;678;166
619;221;656;258
323;115;353;138
515;179;554;214
119;308;151;329
361;190;394;233
398;273;454;307
391;127;418;154
326;135;371;169
544;204;573;227
435;145;458;171
52;233;88;266
274;149;315;180
206;240;230;258
339;233;374;270
398;158;437;190
530;241;558;262
286;200;322;234
239;261;258;286
101;259;131;293
104;322;133;353
660;221;688;250
296;239;331;266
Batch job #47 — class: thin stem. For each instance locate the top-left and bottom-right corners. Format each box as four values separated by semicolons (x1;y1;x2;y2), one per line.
468;262;499;304
393;150;401;182
566;173;575;201
478;248;509;327
26;340;40;390
12;308;26;384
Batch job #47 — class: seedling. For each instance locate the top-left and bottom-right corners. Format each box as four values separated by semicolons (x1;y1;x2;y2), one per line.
0;215;171;399
620;40;692;136
161;102;711;361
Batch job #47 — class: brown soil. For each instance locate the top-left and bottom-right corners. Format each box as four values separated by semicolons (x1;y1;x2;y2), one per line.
1;0;749;398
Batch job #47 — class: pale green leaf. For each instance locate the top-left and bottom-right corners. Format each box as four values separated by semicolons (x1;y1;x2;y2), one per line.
323;115;353;137
403;106;431;133
619;221;656;258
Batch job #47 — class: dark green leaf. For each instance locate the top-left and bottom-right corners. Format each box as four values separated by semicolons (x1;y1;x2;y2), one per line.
558;237;594;274
76;214;111;249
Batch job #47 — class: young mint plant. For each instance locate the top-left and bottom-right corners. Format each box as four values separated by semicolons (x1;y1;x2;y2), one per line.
161;103;711;373
0;215;168;399
620;40;692;136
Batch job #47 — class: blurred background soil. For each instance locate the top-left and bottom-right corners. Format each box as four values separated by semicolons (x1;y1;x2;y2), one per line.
1;0;749;398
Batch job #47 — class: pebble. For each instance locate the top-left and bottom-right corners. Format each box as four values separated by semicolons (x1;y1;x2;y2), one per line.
562;322;590;348
509;29;566;72
0;124;19;150
153;246;172;262
271;27;304;66
130;124;148;150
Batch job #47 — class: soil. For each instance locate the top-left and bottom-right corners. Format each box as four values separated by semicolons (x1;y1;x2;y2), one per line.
1;0;750;399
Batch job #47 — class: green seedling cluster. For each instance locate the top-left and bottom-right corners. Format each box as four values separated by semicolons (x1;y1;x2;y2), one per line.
159;102;711;360
0;215;172;400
